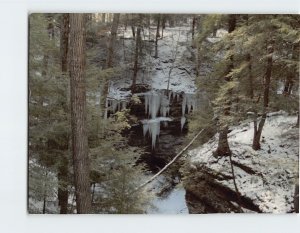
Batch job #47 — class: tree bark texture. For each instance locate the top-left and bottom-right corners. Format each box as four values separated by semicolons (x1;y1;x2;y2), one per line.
101;14;120;119
246;53;254;99
60;14;69;73
106;13;120;68
57;156;69;214
155;15;161;58
57;13;70;214
132;26;141;92
214;126;231;157
252;41;273;150
192;16;196;39
69;13;91;214
214;14;236;157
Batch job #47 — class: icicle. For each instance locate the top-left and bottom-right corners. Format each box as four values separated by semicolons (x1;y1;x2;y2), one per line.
182;93;197;115
160;94;170;118
149;121;160;149
141;117;172;149
143;123;149;137
181;116;186;131
150;93;160;119
176;93;179;102
182;94;187;116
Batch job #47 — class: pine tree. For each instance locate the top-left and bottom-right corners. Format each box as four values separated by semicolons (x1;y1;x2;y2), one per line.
69;13;91;213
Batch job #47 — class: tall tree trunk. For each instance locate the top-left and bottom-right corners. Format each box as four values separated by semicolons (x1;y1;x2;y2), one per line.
131;26;135;39
132;26;141;92
295;183;299;213
214;126;231;157
60;14;69;73
191;16;196;39
214;14;236;157
106;14;120;68
245;15;254;99
42;195;46;214
101;14;120;119
246;53;254;99
283;43;298;96
57;156;69;214
155;15;160;58
69;13;91;214
57;13;70;214
161;15;165;39
252;41;273;150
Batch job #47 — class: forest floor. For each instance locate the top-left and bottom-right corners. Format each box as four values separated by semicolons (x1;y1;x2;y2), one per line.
186;111;299;213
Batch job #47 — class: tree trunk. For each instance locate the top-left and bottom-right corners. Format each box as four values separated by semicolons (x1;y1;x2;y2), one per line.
106;14;120;68
283;43;298;96
57;13;70;214
161;15;165;39
295;183;299;213
60;14;69;73
101;13;120;119
69;13;91;214
57;156;69;214
192;16;196;39
156;15;160;39
252;113;267;150
42;195;46;214
155;15;161;58
214;15;236;157
252;41;273;150
214;126;231;157
246;53;254;99
131;26;135;39
132;26;141;92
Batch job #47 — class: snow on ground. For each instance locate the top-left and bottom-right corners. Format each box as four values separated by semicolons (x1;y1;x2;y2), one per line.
188;111;299;213
109;25;197;101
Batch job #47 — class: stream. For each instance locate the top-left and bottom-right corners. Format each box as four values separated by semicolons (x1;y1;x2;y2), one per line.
120;90;196;214
106;25;202;214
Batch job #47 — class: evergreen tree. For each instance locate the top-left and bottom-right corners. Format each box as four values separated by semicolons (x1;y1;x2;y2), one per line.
69;13;91;213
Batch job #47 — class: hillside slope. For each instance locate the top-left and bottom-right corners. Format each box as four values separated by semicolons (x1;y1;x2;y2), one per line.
185;111;299;213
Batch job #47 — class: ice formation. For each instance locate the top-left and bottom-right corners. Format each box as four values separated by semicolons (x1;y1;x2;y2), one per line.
181;93;197;116
142;91;172;149
107;98;128;114
180;116;186;131
142;117;172;149
142;91;199;149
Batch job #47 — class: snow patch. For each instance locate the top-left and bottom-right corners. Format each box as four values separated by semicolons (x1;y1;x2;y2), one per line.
188;112;299;213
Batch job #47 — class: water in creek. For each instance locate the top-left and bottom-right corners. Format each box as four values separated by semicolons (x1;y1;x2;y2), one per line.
147;183;188;214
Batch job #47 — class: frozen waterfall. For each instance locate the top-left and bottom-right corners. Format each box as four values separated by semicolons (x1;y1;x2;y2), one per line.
182;93;197;116
142;91;172;149
142;117;172;149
